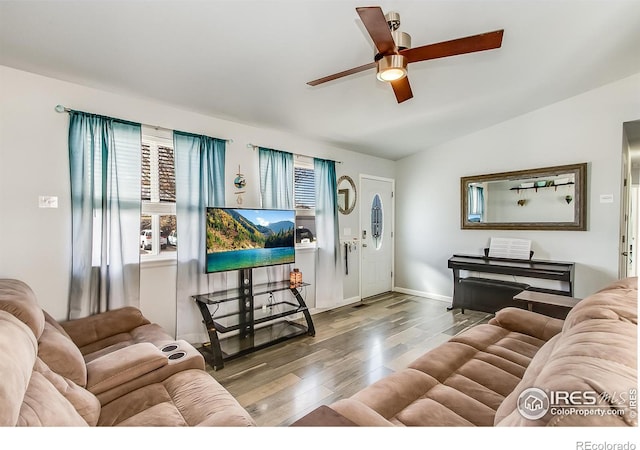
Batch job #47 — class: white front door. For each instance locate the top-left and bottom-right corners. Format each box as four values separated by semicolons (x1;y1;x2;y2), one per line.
360;176;394;299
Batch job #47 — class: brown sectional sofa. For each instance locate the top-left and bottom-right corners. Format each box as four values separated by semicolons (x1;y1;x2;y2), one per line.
0;279;255;426
3;276;637;428
319;277;638;427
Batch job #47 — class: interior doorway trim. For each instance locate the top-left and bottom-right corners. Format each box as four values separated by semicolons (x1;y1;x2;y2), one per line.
621;120;640;277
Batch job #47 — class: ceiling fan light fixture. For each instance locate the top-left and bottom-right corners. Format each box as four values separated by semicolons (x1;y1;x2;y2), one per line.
391;31;411;50
376;54;407;82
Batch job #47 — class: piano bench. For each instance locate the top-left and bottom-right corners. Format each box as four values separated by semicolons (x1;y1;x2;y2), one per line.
455;277;530;314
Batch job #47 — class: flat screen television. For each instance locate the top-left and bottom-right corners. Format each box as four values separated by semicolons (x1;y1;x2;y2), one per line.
205;207;295;273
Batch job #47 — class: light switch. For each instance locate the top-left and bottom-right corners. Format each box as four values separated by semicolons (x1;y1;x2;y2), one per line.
39;196;58;208
599;194;614;204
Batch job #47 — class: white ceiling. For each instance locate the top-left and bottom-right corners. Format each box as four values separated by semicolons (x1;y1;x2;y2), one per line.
1;1;639;161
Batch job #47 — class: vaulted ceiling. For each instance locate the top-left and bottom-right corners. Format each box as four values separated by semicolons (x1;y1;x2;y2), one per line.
1;1;639;161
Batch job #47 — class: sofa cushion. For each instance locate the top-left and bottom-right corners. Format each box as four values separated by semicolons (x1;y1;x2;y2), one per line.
0;310;94;426
79;323;174;363
37;321;88;387
0;311;38;426
489;307;564;341
18;370;90;426
29;358;100;426
43;310;74;339
98;369;256;426
0;279;45;339
59;306;154;350
494;277;637;427
57;308;174;364
563;276;637;331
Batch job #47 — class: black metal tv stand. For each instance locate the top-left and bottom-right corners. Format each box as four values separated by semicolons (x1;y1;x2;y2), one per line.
193;268;315;370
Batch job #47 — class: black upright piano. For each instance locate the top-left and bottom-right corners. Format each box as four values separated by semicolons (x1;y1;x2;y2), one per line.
447;254;575;316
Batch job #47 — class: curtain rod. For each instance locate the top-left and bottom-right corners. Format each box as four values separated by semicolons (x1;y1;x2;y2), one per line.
55;104;234;143
247;143;342;164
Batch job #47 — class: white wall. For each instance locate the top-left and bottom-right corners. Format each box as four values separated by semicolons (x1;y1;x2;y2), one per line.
395;73;640;300
0;65;394;339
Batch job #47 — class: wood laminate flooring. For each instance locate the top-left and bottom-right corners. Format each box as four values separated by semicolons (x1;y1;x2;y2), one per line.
205;292;492;427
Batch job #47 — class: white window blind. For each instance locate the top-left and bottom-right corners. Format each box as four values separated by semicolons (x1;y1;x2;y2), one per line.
295;166;315;210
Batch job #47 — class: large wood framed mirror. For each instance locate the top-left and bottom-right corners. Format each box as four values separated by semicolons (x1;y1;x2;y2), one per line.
461;162;587;230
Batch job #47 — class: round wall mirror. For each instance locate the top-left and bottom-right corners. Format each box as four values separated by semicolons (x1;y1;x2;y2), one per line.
337;175;357;215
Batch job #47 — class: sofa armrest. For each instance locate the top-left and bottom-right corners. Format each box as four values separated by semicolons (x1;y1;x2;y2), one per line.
60;307;151;348
488;307;564;342
328;399;395;426
86;342;167;395
94;340;205;405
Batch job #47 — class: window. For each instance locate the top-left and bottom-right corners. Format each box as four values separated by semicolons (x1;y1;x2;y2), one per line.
294;156;316;243
467;184;484;223
294;155;315;212
141;125;176;258
371;194;383;250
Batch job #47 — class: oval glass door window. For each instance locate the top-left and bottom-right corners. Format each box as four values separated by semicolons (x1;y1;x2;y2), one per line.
371;194;383;250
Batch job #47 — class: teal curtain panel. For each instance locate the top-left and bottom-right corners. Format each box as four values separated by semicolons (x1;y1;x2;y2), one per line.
68;111;141;319
314;158;343;307
174;131;226;341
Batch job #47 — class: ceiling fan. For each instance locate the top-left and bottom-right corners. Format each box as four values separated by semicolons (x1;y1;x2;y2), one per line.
307;6;504;103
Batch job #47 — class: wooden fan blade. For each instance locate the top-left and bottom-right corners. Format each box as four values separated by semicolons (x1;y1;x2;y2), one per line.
307;62;376;86
356;6;397;55
391;77;413;103
401;30;504;64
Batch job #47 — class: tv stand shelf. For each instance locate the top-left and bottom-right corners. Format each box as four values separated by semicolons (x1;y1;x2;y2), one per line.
193;271;315;370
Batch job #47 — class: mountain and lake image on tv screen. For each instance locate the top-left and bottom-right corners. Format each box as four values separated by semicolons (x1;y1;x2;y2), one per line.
205;208;295;273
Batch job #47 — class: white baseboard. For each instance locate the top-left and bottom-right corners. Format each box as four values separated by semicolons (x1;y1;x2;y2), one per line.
338;295;361;307
309;295;361;314
393;287;452;304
